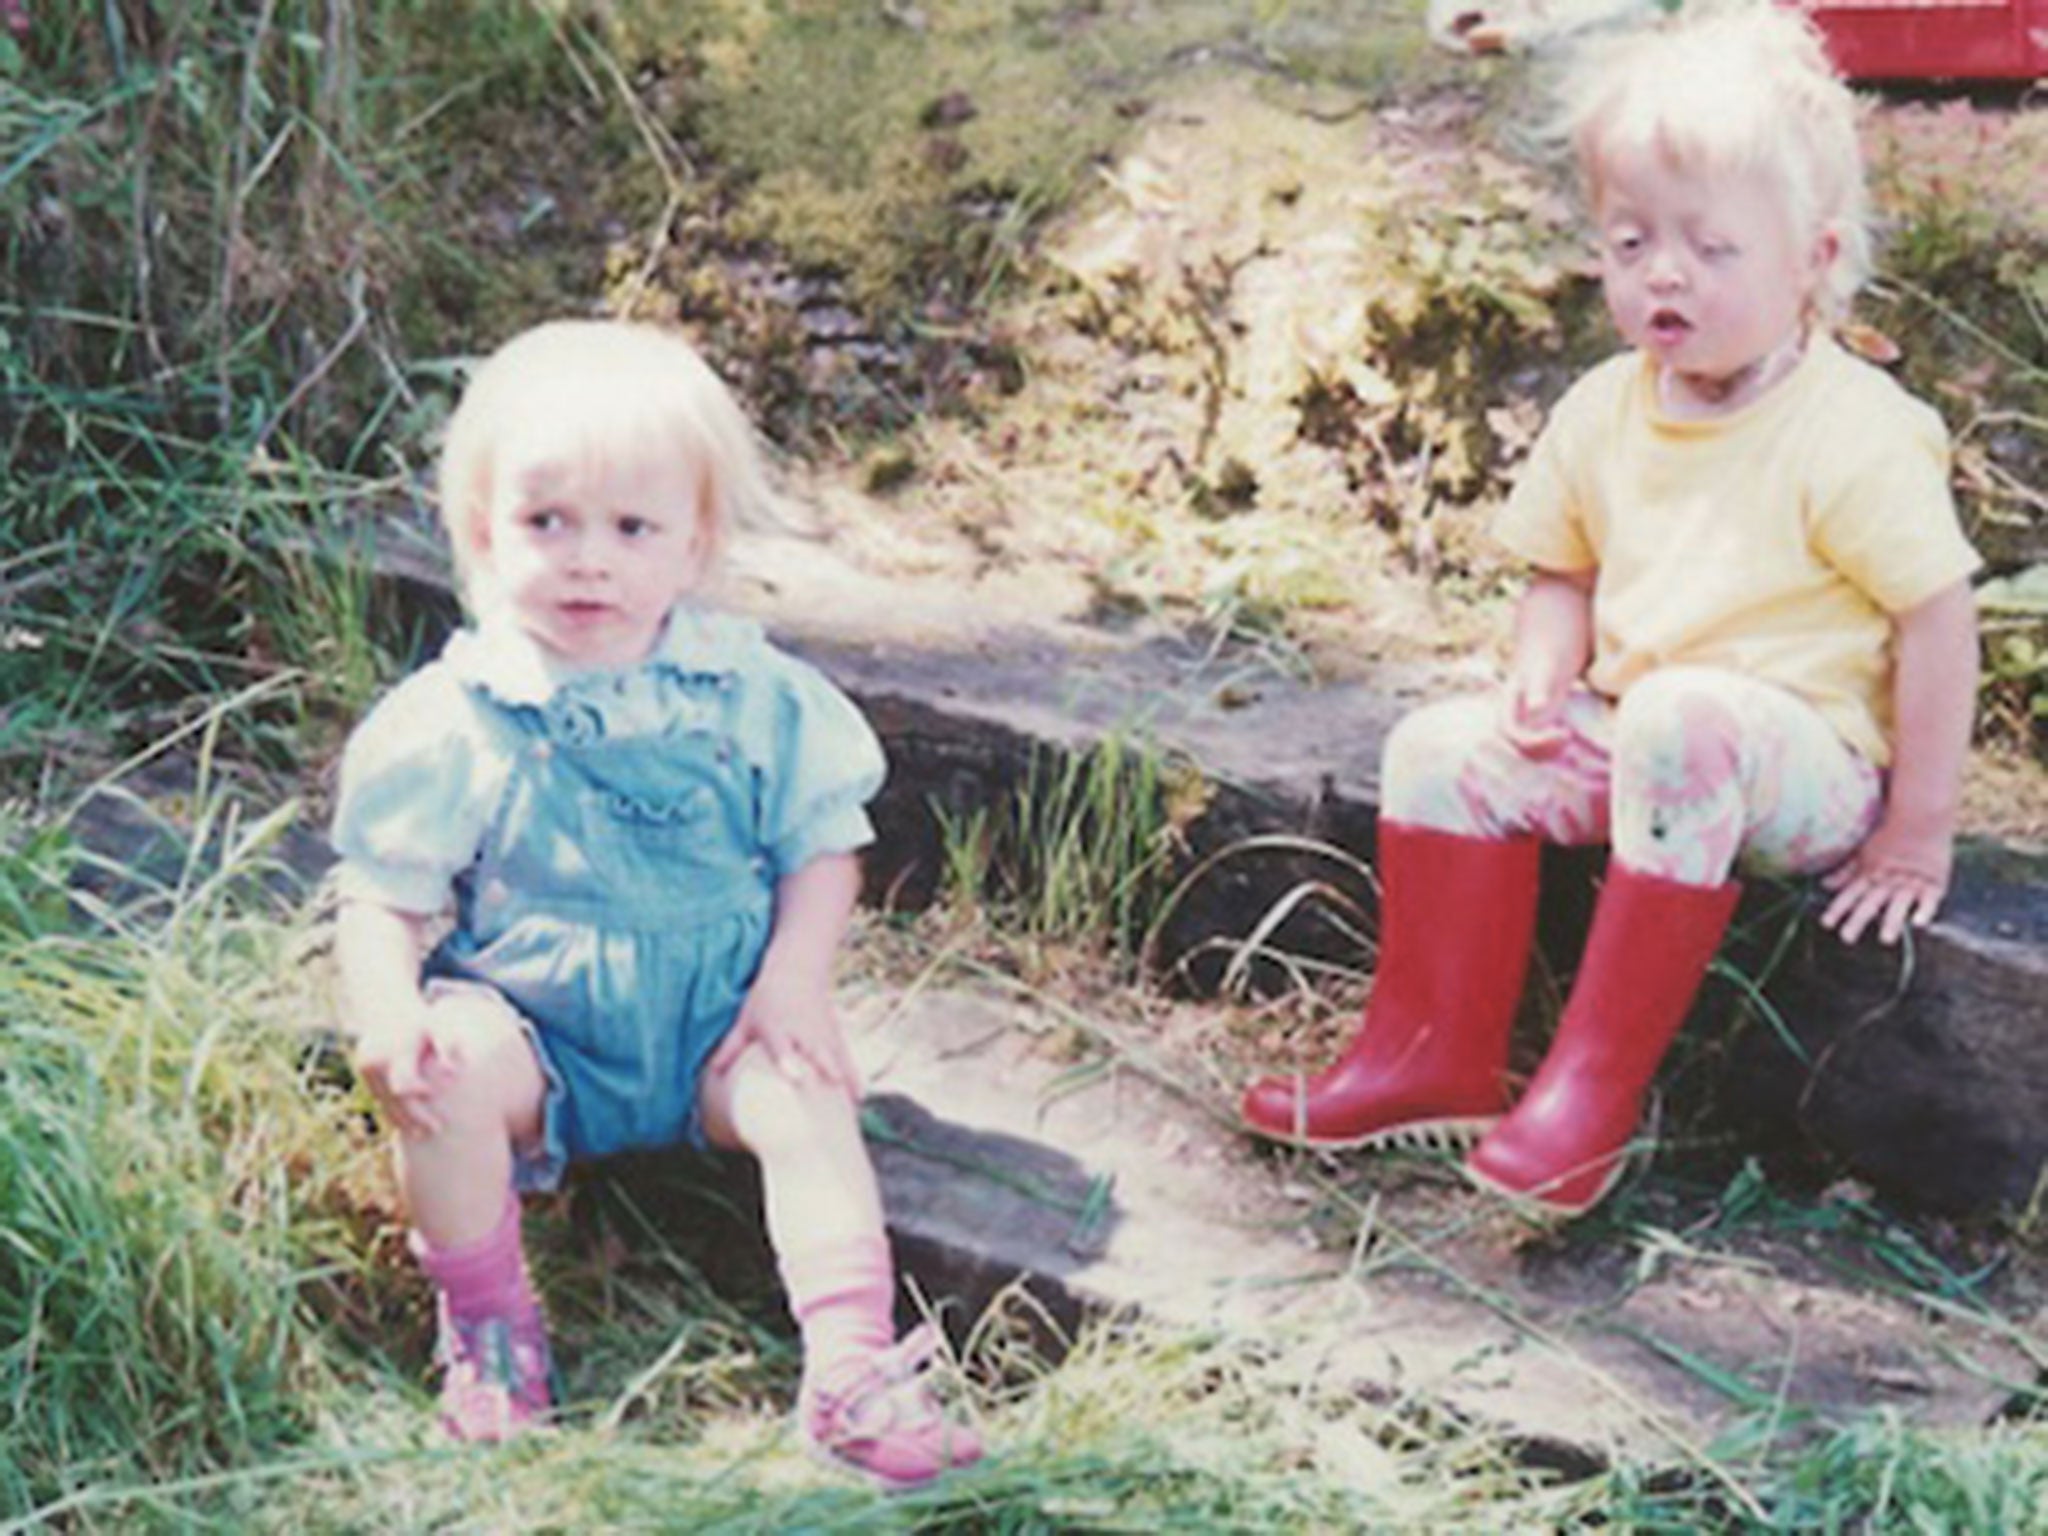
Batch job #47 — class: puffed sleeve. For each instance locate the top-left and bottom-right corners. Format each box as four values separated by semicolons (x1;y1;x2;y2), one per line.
753;645;886;882
329;664;506;913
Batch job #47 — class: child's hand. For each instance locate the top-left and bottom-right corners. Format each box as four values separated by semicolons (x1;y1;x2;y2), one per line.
1498;670;1572;759
1819;821;1953;946
1500;570;1593;759
354;1010;464;1137
709;963;861;1095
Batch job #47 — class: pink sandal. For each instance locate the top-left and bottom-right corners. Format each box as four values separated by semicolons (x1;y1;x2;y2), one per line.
433;1294;555;1442
801;1324;984;1489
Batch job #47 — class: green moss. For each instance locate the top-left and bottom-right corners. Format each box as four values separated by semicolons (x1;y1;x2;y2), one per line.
679;0;1450;316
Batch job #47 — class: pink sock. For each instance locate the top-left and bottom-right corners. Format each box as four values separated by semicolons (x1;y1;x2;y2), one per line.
410;1193;537;1323
780;1234;895;1379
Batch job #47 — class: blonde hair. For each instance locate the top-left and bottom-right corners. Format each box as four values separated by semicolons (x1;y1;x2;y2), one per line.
436;319;775;602
1556;3;1870;323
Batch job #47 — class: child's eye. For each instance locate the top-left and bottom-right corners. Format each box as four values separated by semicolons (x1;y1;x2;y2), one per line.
1607;231;1645;259
617;515;655;539
524;507;565;533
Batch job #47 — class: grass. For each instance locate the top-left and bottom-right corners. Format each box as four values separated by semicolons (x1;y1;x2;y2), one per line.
2;3;522;775
0;802;376;1520
1;1308;1582;1532
0;793;1562;1531
934;735;1185;964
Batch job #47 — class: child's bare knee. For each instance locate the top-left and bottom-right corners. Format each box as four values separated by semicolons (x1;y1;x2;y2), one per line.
719;1062;844;1158
413;991;545;1136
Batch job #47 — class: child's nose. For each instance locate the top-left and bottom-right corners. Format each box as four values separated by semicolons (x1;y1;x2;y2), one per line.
1644;247;1687;291
564;531;610;577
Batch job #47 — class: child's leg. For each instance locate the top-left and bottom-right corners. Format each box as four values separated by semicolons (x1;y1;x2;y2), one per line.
1605;667;1881;884
398;984;553;1439
700;1057;891;1369
700;1055;982;1487
1239;691;1609;1149
1380;689;1616;845
1467;668;1878;1215
398;985;548;1246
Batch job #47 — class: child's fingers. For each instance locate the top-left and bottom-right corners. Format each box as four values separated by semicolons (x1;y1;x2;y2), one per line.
828;1033;863;1096
360;1063;439;1137
1838;892;1883;945
707;1014;765;1077
736;1021;804;1084
423;1036;471;1097
1504;721;1567;760
712;1006;857;1094
1876;889;1914;946
1879;879;1944;945
423;1015;470;1075
1820;878;1881;944
1818;894;1851;938
1825;869;1940;947
775;1042;814;1085
1818;851;1880;922
1912;885;1943;929
369;1042;424;1101
392;1093;444;1138
1500;683;1568;759
804;1029;861;1096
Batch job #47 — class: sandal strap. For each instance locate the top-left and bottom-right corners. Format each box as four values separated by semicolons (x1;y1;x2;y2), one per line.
438;1300;553;1406
808;1324;947;1438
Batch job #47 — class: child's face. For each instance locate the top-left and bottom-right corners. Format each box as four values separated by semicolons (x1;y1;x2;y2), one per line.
480;443;710;670
1594;147;1831;407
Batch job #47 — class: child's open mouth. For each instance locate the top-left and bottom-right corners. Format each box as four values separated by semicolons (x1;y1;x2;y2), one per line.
1648;308;1692;346
557;600;615;624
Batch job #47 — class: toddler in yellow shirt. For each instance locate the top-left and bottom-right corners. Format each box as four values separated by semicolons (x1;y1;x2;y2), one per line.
1240;6;1981;1217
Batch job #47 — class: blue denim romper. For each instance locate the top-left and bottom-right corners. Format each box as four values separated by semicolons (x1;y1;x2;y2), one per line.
331;608;885;1188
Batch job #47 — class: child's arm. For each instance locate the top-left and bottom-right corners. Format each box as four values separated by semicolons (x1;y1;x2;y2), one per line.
336;897;455;1136
707;851;863;1092
1821;578;1978;945
1501;567;1595;757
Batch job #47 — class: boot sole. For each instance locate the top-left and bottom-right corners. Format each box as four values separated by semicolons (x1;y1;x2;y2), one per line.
1245;1114;1503;1154
1460;1098;1660;1221
1460;1153;1629;1222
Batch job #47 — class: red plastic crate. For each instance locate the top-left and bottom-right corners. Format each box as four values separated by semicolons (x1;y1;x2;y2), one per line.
1794;0;2048;80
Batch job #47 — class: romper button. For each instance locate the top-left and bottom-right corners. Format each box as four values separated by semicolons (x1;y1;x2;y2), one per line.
483;878;510;905
532;741;553;760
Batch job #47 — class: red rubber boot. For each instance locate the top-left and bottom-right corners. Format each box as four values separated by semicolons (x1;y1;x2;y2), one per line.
1239;823;1540;1150
1465;862;1740;1217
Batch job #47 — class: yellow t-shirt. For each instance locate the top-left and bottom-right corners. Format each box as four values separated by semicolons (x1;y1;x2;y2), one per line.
1493;335;1981;766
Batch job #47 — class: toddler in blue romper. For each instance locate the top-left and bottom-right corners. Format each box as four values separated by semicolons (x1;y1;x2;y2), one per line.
335;606;882;1185
329;319;983;1486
